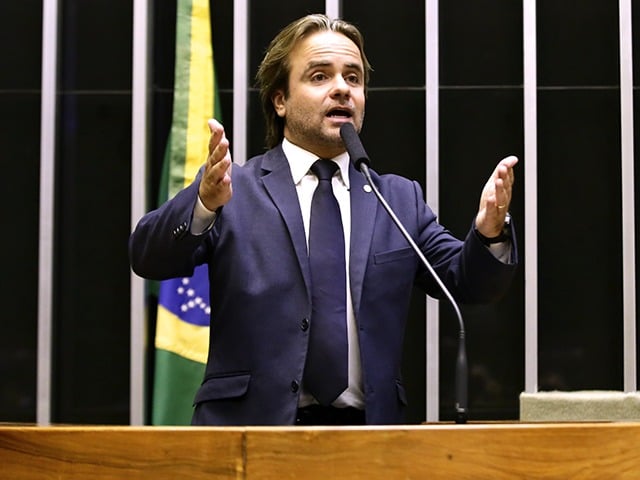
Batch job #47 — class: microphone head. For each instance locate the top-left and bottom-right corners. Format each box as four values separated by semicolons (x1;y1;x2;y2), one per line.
339;122;370;171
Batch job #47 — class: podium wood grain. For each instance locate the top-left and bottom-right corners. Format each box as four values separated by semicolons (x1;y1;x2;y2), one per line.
2;423;640;479
0;426;244;479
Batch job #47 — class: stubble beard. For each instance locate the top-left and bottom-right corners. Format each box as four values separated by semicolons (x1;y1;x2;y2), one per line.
285;109;364;157
286;116;343;156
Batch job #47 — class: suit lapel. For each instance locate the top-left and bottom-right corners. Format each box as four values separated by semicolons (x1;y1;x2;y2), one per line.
259;149;377;312
261;147;312;294
348;163;377;315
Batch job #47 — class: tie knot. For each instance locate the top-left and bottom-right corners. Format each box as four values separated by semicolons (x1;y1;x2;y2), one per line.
311;159;339;182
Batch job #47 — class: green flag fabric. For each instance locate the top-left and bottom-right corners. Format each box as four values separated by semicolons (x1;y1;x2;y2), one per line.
152;0;221;425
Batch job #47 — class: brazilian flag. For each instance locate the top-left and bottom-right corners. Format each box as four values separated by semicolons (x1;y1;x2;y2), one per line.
153;0;222;425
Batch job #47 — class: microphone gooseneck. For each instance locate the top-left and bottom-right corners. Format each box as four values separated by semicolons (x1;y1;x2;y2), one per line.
339;122;468;424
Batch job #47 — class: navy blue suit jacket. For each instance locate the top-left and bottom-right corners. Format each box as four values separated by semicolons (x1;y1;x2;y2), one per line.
129;145;518;425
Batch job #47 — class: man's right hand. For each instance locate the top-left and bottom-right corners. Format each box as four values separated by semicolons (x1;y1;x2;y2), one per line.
199;119;233;211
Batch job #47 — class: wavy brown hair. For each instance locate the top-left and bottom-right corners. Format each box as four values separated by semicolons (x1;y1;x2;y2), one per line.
255;14;372;149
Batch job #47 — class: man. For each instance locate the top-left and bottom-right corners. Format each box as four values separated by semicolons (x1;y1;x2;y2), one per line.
129;14;518;426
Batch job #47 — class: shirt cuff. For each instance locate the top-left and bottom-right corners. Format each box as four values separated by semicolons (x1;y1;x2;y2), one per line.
487;242;512;264
191;195;217;234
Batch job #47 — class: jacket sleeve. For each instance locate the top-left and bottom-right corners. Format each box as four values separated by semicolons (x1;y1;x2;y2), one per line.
129;177;213;280
410;179;518;304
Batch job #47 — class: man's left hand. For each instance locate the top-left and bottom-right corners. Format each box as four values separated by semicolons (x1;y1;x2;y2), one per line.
475;155;518;237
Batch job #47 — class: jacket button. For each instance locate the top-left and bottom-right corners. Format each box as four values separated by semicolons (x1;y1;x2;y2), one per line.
301;318;309;331
291;380;299;393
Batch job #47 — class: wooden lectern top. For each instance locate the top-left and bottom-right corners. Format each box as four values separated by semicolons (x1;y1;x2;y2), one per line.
1;422;639;479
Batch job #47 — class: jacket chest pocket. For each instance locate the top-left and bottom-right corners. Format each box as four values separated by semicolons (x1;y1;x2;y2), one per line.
374;246;414;265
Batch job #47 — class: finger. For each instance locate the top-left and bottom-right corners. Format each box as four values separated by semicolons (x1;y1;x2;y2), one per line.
497;158;517;189
208;118;222;132
212;155;232;182
208;136;230;169
207;119;225;156
495;156;517;180
500;155;519;168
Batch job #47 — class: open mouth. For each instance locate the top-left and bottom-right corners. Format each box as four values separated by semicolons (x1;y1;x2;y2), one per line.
326;107;352;119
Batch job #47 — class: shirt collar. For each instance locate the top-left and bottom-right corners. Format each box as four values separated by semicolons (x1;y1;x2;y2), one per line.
282;138;351;189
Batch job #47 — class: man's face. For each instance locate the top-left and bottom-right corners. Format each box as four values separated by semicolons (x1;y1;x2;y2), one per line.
272;30;366;159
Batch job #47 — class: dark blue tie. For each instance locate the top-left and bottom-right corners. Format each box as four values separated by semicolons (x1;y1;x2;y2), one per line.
304;159;348;406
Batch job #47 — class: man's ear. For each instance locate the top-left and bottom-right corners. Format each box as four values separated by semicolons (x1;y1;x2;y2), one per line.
272;90;286;118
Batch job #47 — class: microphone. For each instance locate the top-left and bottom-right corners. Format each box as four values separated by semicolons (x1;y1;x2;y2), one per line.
340;122;469;424
339;121;370;170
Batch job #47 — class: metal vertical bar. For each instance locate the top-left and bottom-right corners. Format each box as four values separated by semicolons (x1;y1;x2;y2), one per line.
38;0;59;426
130;0;150;425
233;0;249;165
325;0;341;19
523;0;538;393
425;0;440;422
619;0;636;392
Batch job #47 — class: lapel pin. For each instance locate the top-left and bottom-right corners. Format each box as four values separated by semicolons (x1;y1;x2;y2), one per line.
363;184;372;193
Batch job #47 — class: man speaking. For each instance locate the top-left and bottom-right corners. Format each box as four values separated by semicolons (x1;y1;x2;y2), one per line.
129;13;518;426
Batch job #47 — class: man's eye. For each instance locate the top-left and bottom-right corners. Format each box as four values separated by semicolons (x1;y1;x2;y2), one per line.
346;74;361;84
311;73;327;81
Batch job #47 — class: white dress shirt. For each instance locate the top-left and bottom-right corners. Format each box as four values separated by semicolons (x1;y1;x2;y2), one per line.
281;139;364;409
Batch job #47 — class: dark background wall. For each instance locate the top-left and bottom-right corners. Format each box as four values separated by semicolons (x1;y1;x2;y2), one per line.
1;0;635;424
1;0;43;423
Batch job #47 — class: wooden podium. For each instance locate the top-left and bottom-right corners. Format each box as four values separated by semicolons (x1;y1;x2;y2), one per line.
2;422;639;478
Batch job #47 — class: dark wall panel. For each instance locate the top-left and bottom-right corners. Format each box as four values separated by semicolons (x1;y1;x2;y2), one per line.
439;87;525;420
440;0;523;86
536;0;623;394
248;0;324;82
537;89;623;391
343;0;425;88
359;89;426;179
52;0;133;424
438;0;524;421
0;0;42;422
59;0;132;91
0;93;40;422
538;0;619;86
54;92;133;423
0;0;43;90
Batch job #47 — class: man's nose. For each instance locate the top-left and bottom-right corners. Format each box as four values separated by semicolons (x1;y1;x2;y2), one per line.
331;75;350;96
